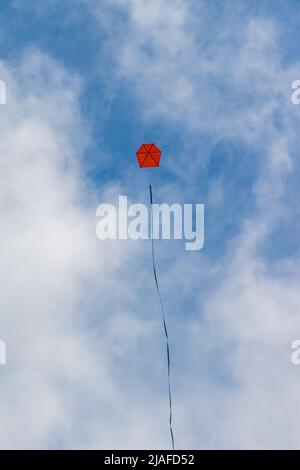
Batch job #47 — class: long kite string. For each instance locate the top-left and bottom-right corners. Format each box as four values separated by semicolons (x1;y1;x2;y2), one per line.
149;184;175;450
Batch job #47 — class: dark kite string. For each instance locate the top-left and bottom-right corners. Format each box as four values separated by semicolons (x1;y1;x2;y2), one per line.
149;184;175;450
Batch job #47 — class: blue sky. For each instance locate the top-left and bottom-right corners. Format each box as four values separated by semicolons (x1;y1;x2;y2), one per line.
0;0;293;256
0;0;300;449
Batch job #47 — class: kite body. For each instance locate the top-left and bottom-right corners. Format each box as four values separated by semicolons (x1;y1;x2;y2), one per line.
136;143;161;168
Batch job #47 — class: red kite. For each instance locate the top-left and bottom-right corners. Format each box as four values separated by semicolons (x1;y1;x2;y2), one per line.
136;143;161;168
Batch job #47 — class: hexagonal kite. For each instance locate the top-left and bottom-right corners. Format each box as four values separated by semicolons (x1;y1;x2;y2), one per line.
136;143;161;168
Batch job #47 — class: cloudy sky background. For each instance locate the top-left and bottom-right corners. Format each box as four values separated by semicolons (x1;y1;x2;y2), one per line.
1;0;300;449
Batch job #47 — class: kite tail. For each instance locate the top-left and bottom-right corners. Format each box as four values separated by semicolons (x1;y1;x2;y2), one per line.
149;184;175;450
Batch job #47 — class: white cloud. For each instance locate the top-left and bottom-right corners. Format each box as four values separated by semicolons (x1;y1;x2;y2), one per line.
0;48;182;449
